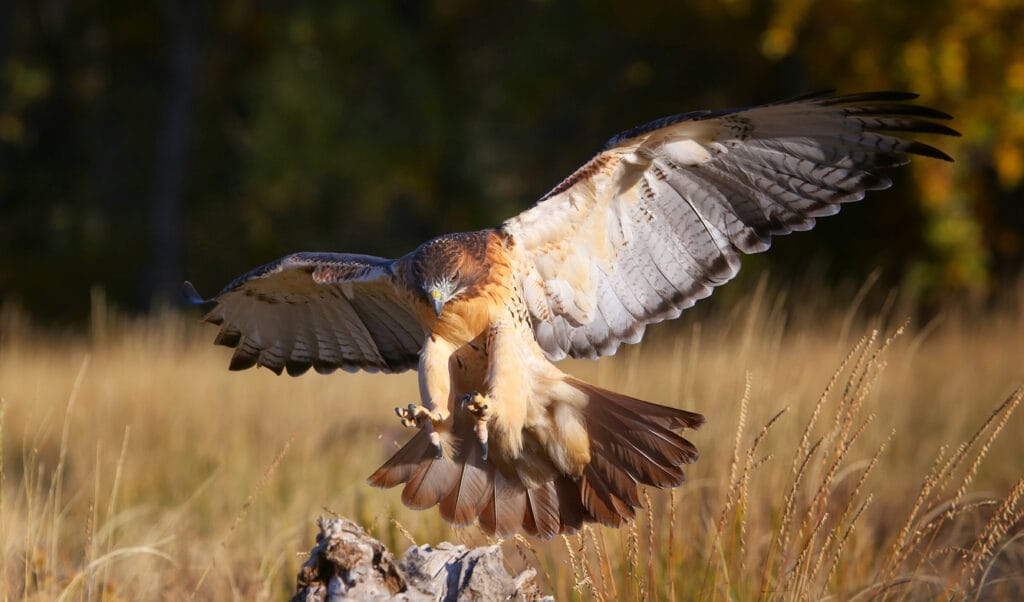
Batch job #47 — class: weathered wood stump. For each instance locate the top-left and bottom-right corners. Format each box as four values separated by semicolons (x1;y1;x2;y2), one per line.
291;517;552;601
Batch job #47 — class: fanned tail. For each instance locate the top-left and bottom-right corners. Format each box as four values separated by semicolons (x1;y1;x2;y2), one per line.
367;378;704;537
569;377;704;527
367;417;578;538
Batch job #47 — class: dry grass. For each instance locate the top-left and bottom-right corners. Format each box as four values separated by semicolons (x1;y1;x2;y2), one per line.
1;278;1023;600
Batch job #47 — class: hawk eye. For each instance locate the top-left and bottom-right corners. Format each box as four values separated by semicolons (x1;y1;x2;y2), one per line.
453;268;461;280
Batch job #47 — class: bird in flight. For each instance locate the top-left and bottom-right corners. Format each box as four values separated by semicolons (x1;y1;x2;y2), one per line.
187;91;956;538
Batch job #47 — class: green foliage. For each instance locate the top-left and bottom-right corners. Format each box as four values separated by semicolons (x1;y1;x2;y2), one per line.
1;0;1020;320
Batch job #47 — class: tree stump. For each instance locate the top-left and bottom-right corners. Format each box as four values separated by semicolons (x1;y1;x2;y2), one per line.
291;517;552;601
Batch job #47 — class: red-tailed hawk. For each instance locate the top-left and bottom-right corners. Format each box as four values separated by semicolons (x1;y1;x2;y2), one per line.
187;91;956;538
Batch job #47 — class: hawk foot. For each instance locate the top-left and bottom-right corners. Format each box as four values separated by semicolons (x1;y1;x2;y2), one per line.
460;391;491;461
395;404;443;428
394;404;445;458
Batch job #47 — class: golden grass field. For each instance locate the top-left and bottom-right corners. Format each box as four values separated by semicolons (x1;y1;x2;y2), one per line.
2;277;1023;600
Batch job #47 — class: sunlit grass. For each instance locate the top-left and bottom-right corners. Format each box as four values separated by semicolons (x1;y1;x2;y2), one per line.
1;278;1022;600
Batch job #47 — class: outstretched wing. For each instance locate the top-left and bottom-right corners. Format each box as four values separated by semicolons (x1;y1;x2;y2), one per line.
504;91;958;360
194;252;425;375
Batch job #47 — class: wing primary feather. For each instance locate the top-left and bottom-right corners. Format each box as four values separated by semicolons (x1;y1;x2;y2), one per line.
818;91;919;104
851;116;960;137
842;103;953;120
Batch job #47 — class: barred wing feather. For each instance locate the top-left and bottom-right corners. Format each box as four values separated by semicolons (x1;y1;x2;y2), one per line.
504;91;958;360
197;252;425;375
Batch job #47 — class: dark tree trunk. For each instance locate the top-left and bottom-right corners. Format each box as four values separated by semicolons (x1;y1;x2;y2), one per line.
148;0;201;307
0;1;13;124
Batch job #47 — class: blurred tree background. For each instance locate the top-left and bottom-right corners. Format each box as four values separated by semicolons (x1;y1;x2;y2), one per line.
1;0;1022;323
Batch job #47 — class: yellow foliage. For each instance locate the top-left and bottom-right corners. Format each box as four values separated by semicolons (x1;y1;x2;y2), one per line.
937;35;966;95
994;139;1024;188
916;162;955;209
1007;57;1024;91
763;0;1024;297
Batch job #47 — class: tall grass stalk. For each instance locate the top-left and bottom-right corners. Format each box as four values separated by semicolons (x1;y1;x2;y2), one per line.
1;280;1022;600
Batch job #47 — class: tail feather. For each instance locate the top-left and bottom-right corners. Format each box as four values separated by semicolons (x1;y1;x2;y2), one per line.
580;463;636;527
598;390;706;430
573;379;702;526
589;401;700;468
438;440;492;526
523;480;561;539
367;429;433;488
588;421;686;487
401;449;461;510
553;476;587;534
367;378;704;537
587;395;701;466
588;449;641;506
479;470;527;536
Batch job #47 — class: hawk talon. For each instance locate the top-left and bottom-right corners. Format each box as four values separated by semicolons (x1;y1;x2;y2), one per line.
429;430;443;459
394;404;418;429
460;391;488;415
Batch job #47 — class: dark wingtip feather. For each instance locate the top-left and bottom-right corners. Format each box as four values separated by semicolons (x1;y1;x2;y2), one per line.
821;91;920;105
846;103;954;120
788;89;836;101
857;118;961;138
886;120;961;137
905;140;955;162
854;173;893;192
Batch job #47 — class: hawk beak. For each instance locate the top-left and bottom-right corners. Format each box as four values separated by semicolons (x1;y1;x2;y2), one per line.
430;289;445;317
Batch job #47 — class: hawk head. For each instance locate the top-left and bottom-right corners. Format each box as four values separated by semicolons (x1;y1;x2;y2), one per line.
411;232;489;317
